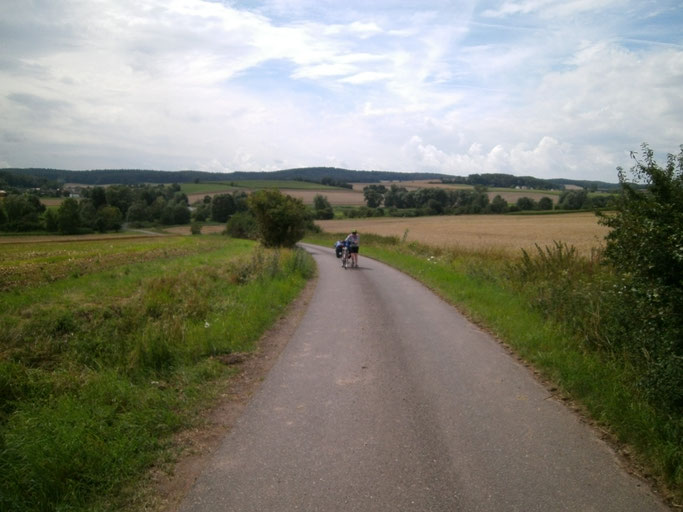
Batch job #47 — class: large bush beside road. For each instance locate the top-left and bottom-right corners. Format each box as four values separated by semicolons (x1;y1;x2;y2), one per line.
598;144;682;410
248;189;309;248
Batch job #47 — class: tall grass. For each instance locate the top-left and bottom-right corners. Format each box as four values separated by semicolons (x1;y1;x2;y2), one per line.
0;237;314;511
305;232;682;502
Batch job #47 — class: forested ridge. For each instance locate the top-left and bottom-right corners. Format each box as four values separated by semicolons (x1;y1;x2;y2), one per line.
2;167;618;190
1;167;444;185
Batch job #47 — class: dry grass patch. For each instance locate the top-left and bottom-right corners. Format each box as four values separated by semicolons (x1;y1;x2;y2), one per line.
40;198;65;207
316;212;608;256
0;232;155;245
164;225;226;235
387;179;471;190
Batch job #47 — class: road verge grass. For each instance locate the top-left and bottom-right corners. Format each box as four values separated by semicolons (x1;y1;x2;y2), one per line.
0;236;315;512
305;233;681;504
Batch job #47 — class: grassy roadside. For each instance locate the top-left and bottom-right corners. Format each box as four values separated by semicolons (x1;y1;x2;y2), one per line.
305;232;682;504
0;235;315;511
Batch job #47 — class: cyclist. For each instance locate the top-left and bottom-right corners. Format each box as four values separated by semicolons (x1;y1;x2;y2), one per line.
345;229;359;268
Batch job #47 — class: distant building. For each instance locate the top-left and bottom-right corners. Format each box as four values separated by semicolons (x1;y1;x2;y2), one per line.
63;185;82;198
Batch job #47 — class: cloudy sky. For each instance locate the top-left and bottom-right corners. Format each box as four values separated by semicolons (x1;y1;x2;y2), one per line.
1;0;681;181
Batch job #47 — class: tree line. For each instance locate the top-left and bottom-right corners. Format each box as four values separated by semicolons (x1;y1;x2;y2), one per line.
441;173;558;190
0;184;256;234
0;170;66;197
351;184;615;218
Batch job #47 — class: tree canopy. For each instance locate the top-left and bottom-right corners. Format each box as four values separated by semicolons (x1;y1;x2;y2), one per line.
247;189;308;248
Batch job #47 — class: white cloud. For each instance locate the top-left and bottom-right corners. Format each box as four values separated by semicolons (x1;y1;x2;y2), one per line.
340;71;393;84
348;21;383;37
401;135;580;177
483;0;625;19
533;43;683;149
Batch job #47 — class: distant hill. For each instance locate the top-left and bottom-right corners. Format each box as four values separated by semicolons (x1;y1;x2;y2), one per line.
3;168;214;185
2;167;619;190
3;167;445;186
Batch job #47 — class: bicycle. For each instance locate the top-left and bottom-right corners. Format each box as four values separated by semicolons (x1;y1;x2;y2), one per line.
341;243;350;269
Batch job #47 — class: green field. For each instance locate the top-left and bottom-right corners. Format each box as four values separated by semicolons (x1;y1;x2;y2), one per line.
181;180;342;197
0;235;314;511
489;186;562;196
179;182;237;195
233;179;340;190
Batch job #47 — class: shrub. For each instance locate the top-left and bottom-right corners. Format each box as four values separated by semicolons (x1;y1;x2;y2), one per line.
225;211;258;240
598;143;683;409
126;200;149;223
192;202;211;222
172;204;191;225
558;189;588;210
57;198;82;234
516;197;536;211
44;209;58;232
363;185;386;208
97;206;123;232
211;194;236;223
489;195;508;213
247;190;308;248
79;200;97;229
3;194;44;231
313;194;334;220
538;197;553;210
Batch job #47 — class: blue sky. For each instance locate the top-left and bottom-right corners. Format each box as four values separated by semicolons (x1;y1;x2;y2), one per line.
1;0;681;181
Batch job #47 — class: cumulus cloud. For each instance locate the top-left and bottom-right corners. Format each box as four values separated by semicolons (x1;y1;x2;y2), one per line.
401;135;579;177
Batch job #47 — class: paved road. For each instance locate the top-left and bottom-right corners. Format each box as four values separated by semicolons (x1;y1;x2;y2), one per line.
179;244;667;511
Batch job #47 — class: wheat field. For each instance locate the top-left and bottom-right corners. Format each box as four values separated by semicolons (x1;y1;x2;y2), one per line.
316;212;609;256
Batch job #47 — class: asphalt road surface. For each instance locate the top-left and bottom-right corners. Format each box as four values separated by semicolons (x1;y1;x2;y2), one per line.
179;243;667;511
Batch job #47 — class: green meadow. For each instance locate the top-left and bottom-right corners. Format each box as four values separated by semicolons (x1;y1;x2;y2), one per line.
0;235;314;511
181;180;341;197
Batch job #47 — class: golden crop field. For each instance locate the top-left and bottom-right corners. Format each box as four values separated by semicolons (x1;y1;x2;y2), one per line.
316;212;610;256
383;179;470;190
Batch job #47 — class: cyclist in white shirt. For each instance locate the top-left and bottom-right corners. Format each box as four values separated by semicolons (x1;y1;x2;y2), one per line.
345;230;359;268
